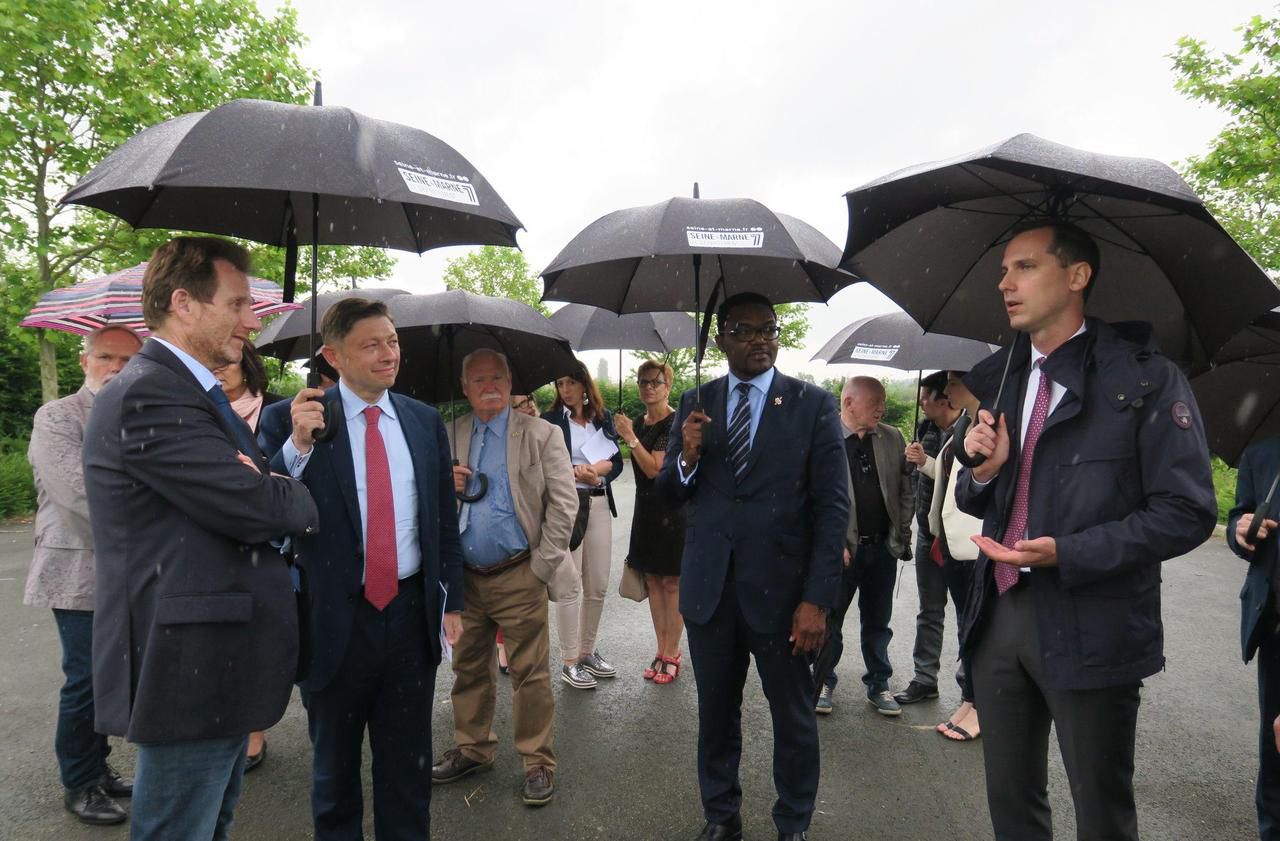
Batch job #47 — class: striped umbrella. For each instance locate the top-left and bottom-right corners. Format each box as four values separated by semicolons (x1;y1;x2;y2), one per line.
20;262;300;338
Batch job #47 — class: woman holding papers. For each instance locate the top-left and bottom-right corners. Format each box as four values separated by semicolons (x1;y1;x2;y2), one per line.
544;361;624;690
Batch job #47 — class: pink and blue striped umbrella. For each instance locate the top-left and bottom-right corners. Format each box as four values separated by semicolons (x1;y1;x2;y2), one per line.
20;262;300;338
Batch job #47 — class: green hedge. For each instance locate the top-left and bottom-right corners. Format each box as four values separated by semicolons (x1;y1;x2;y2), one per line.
0;437;34;520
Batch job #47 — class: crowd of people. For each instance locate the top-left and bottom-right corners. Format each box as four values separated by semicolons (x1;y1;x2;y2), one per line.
18;221;1275;841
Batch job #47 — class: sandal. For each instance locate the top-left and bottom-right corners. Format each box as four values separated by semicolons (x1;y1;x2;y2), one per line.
643;653;662;681
653;652;681;685
940;721;981;742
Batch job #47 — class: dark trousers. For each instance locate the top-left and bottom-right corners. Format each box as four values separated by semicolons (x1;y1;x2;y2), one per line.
824;540;895;694
972;582;1141;841
303;578;435;841
52;609;109;791
686;578;819;834
1257;614;1280;840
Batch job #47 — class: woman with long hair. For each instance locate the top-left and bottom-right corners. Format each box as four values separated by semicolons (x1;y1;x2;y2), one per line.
613;360;686;684
542;362;623;690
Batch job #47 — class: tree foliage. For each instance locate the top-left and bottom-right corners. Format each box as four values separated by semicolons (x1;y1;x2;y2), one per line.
0;0;391;404
442;246;549;315
1172;12;1280;277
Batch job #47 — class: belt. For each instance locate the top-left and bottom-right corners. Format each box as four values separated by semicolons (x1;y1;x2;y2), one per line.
465;549;531;576
857;534;886;545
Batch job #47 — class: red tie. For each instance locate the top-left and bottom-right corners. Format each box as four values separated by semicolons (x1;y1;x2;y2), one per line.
996;361;1053;595
363;407;398;610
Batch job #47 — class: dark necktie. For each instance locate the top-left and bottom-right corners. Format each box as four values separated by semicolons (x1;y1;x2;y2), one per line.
362;406;398;610
207;384;260;459
726;382;753;481
997;361;1053;595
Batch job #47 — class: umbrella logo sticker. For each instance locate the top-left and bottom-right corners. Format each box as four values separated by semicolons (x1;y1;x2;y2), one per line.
847;343;901;362
396;162;479;206
685;226;764;248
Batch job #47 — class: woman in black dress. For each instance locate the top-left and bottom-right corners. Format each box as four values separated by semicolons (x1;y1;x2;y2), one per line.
614;360;686;684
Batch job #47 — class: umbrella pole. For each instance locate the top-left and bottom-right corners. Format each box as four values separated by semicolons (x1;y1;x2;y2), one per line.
952;331;1020;469
913;369;921;441
693;252;703;408
618;346;623;413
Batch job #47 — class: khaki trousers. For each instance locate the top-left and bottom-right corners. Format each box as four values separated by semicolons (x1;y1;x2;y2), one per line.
450;559;556;770
551;493;613;661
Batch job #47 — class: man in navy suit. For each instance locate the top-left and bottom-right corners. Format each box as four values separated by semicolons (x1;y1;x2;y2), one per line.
263;297;464;841
1229;437;1280;840
657;293;849;841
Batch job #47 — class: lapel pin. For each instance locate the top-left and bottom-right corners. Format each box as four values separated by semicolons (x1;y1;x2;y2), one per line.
773;396;783;406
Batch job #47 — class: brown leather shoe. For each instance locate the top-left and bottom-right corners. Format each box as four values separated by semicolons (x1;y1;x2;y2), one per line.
521;766;554;806
431;748;493;784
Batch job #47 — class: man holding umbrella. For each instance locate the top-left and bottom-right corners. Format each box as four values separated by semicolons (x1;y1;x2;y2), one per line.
958;221;1217;840
657;292;848;841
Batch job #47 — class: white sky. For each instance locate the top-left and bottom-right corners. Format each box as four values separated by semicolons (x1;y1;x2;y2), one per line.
261;0;1260;381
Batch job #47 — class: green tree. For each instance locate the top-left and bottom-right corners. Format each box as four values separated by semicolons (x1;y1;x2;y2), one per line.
640;302;812;381
0;0;393;404
1172;12;1280;277
442;246;548;315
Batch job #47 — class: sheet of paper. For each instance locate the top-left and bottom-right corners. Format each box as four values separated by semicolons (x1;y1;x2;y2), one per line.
580;426;620;464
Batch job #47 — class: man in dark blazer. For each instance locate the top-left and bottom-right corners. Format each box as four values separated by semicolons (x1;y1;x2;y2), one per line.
83;237;319;841
1228;437;1280;840
262;297;463;841
657;292;849;841
957;222;1217;841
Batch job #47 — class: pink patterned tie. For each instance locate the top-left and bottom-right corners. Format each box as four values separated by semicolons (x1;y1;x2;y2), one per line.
362;407;398;610
995;361;1053;595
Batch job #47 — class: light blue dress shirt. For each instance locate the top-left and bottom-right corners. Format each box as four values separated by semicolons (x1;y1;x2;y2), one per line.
458;407;529;567
678;367;776;484
149;337;220;392
282;381;420;580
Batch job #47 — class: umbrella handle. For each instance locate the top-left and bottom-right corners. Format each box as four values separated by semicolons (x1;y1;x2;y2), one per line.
950;410;985;469
1246;469;1280;546
310;393;340;444
454;459;489;503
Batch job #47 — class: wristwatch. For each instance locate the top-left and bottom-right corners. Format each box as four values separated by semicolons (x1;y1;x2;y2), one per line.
628;438;640;448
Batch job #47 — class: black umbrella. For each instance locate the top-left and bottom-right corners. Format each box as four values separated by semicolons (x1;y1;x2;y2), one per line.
542;186;857;391
61;87;524;405
812;310;998;436
839;133;1280;373
255;289;578;404
548;304;697;410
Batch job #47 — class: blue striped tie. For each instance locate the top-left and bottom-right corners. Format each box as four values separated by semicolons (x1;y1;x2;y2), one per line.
726;382;753;481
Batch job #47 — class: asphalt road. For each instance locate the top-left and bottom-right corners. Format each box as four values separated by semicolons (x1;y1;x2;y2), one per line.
0;473;1261;840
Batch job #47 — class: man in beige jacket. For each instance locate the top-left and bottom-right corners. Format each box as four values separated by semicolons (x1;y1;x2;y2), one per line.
25;325;140;826
431;349;577;806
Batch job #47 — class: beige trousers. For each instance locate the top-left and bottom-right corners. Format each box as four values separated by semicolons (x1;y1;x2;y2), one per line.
550;493;612;662
450;560;556;769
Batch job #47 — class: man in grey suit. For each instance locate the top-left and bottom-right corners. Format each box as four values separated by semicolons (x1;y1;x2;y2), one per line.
83;237;318;841
817;376;913;717
26;325;141;826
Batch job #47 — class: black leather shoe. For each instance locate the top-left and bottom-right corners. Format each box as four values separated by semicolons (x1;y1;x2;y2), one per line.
694;814;742;841
521;765;554;806
99;763;133;797
244;740;267;774
64;784;127;826
893;680;940;705
777;833;808;841
431;748;494;784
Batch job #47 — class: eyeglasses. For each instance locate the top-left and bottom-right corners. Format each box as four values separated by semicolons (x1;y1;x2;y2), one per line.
512;398;533;410
637;378;667;389
724;323;781;342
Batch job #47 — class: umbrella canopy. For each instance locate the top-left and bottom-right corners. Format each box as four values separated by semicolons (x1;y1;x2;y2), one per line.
60;98;523;256
20;262;299;338
812;311;998;372
256;289;577;404
548;304;696;353
1192;315;1280;467
840;133;1280;371
543;195;853;315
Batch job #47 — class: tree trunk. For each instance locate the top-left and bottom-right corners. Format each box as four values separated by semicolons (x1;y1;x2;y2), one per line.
38;332;58;404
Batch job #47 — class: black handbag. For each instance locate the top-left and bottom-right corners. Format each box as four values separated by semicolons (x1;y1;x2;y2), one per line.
569;488;592;551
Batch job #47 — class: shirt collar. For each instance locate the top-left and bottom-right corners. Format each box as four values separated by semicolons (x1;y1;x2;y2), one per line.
149;337;220;393
338;379;396;422
727;366;775;397
1031;320;1088;368
473;405;510;438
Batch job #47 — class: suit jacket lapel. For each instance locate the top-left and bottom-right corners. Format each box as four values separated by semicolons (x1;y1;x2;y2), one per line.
326;395;362;541
391;394;430;526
